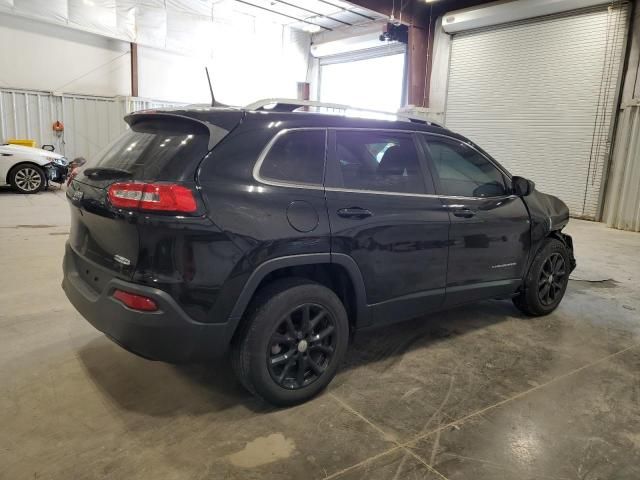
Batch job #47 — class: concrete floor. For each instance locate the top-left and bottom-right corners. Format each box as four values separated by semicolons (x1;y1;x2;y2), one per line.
1;187;639;480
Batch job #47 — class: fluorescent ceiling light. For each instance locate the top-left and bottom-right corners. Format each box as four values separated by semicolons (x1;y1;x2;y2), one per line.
303;24;322;33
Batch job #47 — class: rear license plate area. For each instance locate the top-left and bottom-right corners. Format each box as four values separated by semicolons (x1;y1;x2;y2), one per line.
75;255;110;294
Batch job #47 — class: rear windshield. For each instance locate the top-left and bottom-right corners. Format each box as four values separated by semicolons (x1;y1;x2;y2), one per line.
80;118;210;182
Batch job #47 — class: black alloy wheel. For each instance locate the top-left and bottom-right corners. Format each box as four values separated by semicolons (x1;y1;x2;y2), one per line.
513;238;571;316
231;278;349;406
267;304;337;390
537;252;567;306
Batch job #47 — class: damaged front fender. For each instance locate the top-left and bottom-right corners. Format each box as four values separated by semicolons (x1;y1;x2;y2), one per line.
523;189;576;272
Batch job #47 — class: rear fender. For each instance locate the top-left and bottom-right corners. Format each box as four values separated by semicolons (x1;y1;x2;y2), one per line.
227;253;369;334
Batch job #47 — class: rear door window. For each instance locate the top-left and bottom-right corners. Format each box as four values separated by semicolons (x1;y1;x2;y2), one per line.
334;130;429;194
80;118;210;183
258;130;326;186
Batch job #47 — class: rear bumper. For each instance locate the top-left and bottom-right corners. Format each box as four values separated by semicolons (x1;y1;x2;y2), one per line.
62;243;234;362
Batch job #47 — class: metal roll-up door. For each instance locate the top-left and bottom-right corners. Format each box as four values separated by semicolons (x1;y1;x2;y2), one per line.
444;2;629;219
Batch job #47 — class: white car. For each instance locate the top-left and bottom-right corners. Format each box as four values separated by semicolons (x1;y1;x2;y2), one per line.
0;144;69;194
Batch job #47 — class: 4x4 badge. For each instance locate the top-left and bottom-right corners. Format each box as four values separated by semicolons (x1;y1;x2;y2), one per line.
72;190;84;201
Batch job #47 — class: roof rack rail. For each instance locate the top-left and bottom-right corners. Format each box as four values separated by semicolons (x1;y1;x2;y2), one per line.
244;98;442;127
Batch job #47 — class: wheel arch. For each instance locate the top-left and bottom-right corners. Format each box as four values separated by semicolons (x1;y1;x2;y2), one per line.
227;253;369;335
548;230;576;272
522;229;576;290
7;161;47;185
548;230;573;249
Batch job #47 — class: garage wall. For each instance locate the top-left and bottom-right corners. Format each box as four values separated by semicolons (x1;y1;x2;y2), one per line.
0;3;311;104
444;3;629;220
0;14;131;97
138;25;310;105
137;47;210;104
604;0;640;231
428;16;451;115
605;105;640;231
0;3;311;160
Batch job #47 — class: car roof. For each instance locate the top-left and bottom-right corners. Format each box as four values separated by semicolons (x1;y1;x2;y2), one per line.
133;105;455;134
241;109;447;132
127;105;477;149
125;106;509;176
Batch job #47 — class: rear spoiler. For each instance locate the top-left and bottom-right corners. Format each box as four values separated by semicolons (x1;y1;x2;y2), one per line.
124;110;244;150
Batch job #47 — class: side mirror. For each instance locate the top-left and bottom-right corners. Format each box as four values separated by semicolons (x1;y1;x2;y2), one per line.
512;176;535;196
70;157;86;168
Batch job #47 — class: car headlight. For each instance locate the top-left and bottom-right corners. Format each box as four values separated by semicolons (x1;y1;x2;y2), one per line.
50;157;68;166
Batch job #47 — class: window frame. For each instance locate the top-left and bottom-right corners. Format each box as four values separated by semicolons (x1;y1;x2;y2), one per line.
252;127;514;200
253;127;328;190
419;133;513;199
324;128;436;197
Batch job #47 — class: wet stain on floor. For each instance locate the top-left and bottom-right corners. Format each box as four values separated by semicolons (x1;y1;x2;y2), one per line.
569;278;619;289
226;433;296;468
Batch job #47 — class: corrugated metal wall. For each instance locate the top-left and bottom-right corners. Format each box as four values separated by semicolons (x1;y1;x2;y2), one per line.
58;95;127;162
125;98;183;114
0;88;183;161
601;0;640;232
604;104;640;231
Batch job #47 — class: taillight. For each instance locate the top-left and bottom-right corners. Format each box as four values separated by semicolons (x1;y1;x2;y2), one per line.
108;182;197;213
113;289;158;312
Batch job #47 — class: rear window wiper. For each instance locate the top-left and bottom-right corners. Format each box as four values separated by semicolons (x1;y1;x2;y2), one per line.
83;167;133;180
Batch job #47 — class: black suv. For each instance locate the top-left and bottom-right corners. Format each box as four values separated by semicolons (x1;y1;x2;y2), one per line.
62;101;575;406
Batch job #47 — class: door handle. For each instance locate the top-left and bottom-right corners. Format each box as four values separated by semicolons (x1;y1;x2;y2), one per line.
452;208;476;218
337;207;372;219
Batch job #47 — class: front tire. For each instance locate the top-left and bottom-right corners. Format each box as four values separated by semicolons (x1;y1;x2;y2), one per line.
11;164;45;194
513;238;570;316
231;278;349;406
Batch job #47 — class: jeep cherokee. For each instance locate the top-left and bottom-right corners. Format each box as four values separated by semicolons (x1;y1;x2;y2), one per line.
62;100;576;406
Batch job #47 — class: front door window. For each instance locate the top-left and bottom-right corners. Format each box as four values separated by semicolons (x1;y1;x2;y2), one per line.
335;131;428;195
424;137;507;198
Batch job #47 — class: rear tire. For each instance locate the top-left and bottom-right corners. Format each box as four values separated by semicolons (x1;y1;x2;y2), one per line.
513;238;570;316
10;164;45;194
231;278;349;406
